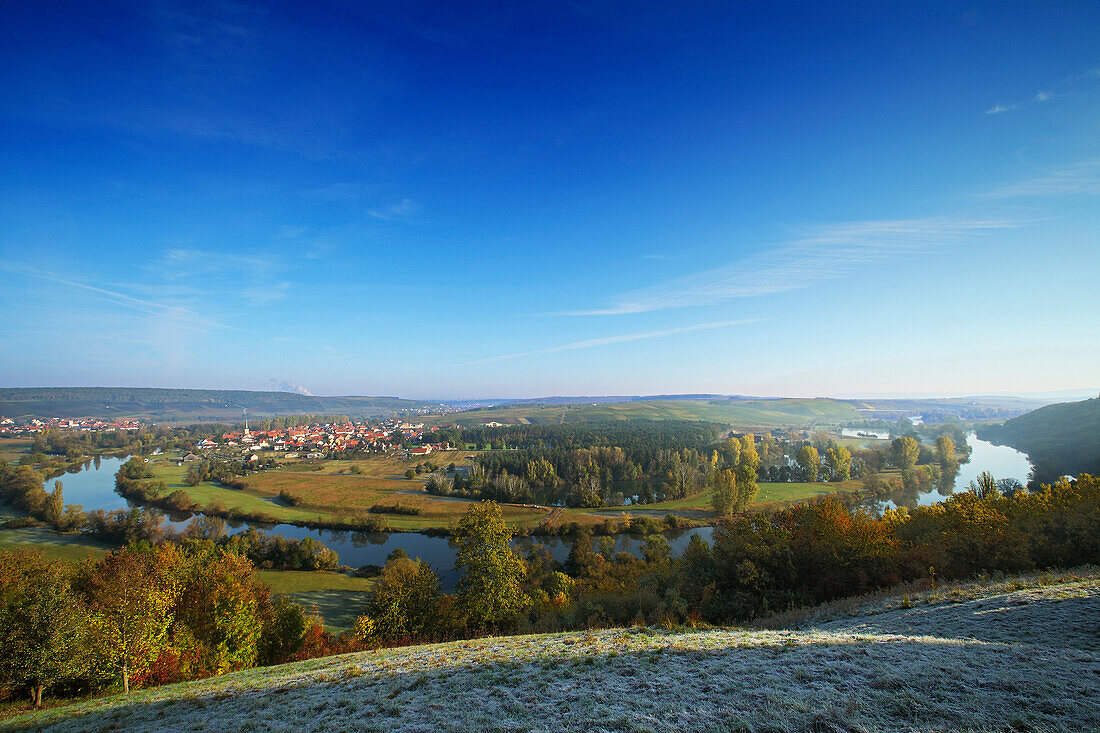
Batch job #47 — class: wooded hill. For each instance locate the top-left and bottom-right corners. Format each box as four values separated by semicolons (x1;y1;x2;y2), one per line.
0;388;433;421
980;396;1100;483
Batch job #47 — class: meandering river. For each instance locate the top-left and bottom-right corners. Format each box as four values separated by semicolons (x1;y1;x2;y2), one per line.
37;432;1032;587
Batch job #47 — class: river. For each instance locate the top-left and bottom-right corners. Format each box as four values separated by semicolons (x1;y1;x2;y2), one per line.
38;432;1032;586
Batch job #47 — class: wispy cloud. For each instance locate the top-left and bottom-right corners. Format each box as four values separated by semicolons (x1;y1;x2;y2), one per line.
561;218;1019;316
985;103;1019;115
369;199;420;220
243;281;290;305
983;160;1100;198
0;263;235;331
457;319;757;366
984;66;1100;114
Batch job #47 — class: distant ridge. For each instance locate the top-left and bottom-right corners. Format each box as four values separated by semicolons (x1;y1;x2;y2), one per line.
0;387;433;421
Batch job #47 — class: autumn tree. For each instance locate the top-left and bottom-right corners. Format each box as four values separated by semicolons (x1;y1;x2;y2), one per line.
710;468;738;516
173;549;268;676
0;550;85;707
796;446;821;482
890;436;920;470
454;501;527;627
935;435;957;466
80;545;179;693
824;446;852;481
356;555;443;641
736;435;760;496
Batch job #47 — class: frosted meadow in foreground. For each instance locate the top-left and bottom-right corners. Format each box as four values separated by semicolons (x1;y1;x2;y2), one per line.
12;571;1099;732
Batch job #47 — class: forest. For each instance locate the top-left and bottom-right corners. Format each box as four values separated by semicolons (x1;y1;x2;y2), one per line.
980;396;1100;484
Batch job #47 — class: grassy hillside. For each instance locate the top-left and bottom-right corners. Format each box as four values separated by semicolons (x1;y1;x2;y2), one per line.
11;570;1098;732
979;396;1100;482
431;395;1046;429
431;397;866;428
0;388;432;421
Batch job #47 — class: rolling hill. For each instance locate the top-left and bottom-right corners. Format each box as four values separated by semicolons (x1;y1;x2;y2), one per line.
0;388;434;422
980;396;1100;483
428;395;1045;429
9;570;1097;732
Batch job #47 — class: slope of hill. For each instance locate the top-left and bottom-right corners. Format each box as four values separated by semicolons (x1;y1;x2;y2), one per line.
0;388;432;421
980;396;1100;483
11;571;1098;732
430;395;1044;429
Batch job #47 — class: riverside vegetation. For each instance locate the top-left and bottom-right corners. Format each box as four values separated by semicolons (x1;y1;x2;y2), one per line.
2;471;1097;714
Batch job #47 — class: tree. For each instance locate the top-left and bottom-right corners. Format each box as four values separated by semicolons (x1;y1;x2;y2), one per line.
0;550;84;707
935;435;957;466
824;446;852;482
81;546;179;693
174;550;267;676
404;468;415;480
736;435;760;498
890;437;920;470
710;469;738;516
43;481;64;526
796;446;821;482
356;556;442;641
453;502;527;627
969;471;999;499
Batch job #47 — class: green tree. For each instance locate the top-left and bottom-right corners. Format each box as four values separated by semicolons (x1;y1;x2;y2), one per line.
454;502;527;627
890;436;920;470
356;556;442;641
736;435;760;497
935;435;957;466
174;550;267;676
710;468;738;516
969;471;999;499
824;446;852;481
0;550;85;707
796;445;821;482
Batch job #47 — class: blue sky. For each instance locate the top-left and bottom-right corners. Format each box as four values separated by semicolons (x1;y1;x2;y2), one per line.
0;1;1097;399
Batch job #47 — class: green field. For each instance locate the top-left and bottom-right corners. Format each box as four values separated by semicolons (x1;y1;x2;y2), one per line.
144;452;551;532
427;398;865;429
258;570;376;631
0;526;111;563
579;479;864;518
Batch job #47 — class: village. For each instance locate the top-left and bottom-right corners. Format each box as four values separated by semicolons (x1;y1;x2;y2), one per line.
0;416;144;435
179;418;447;464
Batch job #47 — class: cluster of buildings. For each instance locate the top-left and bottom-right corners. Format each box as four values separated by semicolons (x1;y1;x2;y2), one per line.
189;419;446;459
0;416;144;435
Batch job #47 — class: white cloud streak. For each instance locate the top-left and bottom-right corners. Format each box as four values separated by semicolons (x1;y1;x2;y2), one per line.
369;199;420;220
561;218;1018;316
0;264;236;331
982;160;1100;198
457;319;758;366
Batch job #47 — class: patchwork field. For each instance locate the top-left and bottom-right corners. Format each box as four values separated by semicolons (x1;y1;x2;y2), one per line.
144;452;549;532
11;570;1098;732
426;398;866;429
0;438;32;461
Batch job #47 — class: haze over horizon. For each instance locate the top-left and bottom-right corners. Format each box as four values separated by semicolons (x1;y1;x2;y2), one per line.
1;2;1097;398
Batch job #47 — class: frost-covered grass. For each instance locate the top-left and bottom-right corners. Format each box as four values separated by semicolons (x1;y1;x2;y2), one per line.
8;572;1100;732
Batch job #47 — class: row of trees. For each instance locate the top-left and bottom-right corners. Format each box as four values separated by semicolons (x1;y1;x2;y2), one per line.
0;542;319;706
362;474;1099;645
0;459;339;571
